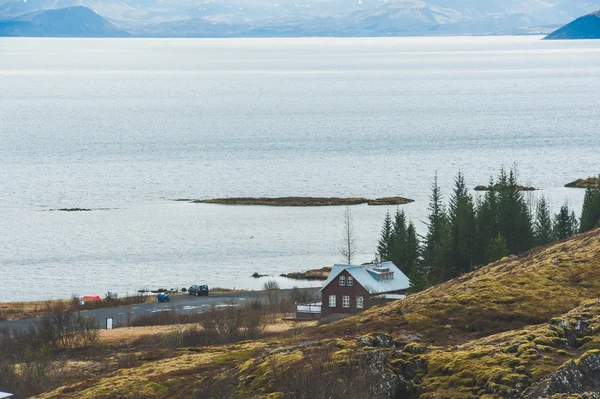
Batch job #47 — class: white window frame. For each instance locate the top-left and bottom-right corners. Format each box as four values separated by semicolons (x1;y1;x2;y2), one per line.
329;295;336;308
342;295;350;308
339;276;346;286
356;296;364;309
347;276;353;286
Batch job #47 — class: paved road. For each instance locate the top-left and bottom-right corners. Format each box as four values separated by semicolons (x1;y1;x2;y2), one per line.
0;288;321;330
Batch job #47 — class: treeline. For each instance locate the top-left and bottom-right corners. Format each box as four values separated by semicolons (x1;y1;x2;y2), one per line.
377;167;600;292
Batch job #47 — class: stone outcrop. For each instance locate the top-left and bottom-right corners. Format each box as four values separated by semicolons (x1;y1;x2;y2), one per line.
523;351;600;398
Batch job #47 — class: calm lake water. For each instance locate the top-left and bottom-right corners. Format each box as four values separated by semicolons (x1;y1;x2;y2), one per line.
1;36;599;301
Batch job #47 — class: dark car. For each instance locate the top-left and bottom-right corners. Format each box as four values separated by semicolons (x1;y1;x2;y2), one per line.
189;284;209;296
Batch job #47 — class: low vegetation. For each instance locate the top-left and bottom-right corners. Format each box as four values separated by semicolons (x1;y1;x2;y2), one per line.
333;228;600;343
0;292;148;322
29;228;600;399
0;302;99;398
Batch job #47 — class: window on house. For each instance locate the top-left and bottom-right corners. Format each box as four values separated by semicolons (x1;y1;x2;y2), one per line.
329;295;336;308
342;295;350;308
347;276;353;286
339;276;346;286
356;296;364;309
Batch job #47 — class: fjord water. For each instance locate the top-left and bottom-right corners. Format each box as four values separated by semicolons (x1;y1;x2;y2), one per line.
1;37;599;301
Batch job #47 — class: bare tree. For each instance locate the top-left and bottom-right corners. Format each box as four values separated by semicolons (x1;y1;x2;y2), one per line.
338;205;357;265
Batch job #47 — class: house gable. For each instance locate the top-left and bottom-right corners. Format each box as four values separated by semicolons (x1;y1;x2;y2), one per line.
321;262;409;295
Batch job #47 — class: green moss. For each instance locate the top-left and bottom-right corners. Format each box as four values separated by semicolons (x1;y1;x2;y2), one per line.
533;336;567;348
404;342;426;354
576;349;600;365
214;349;256;364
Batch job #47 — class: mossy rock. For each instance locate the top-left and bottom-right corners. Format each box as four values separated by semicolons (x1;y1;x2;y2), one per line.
404;342;426;354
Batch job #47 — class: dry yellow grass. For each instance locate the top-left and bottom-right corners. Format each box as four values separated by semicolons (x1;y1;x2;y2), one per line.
0;299;71;321
33;229;600;399
98;319;317;343
322;229;600;344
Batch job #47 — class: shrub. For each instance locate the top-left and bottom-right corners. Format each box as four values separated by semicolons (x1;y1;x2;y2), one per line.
270;346;388;399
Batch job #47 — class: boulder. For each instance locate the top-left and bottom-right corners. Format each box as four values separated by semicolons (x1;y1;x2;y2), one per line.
523;350;600;398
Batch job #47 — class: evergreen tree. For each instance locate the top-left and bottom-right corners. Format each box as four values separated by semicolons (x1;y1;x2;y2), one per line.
422;174;449;283
407;269;430;294
496;167;533;254
554;203;578;240
390;209;408;272
475;177;498;265
533;196;554;245
377;211;393;261
579;181;600;233
404;221;420;277
485;234;509;264
446;172;477;280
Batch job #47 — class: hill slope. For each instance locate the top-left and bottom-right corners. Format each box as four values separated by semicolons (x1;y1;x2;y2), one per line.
36;229;600;398
0;6;128;37
545;10;600;39
324;228;600;344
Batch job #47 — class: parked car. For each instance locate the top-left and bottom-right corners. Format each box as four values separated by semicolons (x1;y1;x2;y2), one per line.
157;292;170;302
189;284;209;296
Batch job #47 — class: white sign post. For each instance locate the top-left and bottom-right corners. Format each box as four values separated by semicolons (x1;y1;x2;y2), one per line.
106;317;113;330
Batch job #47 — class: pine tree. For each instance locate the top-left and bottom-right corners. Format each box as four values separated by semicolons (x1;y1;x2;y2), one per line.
446;172;477;280
533;196;554;245
407;269;430;294
422;174;449;283
475;177;498;265
390;209;408;273
496;167;533;254
579;180;600;233
377;211;393;261
485;234;509;264
554;203;578;240
404;221;420;277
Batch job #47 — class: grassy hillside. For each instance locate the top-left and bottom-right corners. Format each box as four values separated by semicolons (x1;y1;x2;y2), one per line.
36;229;600;398
323;229;600;344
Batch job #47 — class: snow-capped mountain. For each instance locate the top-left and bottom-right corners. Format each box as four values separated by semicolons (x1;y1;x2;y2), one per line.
0;0;598;36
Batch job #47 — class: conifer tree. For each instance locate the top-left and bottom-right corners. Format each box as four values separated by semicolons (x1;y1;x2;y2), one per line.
485;234;509;264
407;269;430;294
404;221;420;276
377;211;393;261
446;172;477;280
422;174;449;282
390;209;408;273
579;180;600;233
554;203;578;240
496;167;533;254
533;196;554;245
475;177;498;265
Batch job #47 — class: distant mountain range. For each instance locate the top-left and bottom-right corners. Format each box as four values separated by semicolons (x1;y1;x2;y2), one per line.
0;6;127;36
544;10;600;38
0;0;599;37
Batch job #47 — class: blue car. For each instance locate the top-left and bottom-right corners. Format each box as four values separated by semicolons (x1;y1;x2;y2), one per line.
157;292;170;302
